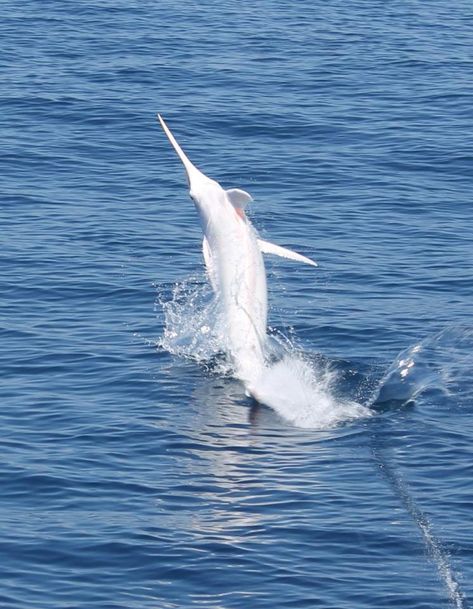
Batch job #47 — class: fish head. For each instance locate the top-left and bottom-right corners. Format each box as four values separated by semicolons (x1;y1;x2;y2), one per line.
158;114;227;219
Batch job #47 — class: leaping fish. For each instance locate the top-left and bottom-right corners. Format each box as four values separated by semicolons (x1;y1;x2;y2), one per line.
158;114;316;385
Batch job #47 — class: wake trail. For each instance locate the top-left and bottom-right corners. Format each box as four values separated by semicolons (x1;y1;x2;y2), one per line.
369;327;473;608
372;444;469;609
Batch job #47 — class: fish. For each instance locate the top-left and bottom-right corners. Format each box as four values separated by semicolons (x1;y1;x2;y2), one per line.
158;114;316;385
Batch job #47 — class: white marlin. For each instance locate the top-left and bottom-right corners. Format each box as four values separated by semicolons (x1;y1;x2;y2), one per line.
158;115;317;385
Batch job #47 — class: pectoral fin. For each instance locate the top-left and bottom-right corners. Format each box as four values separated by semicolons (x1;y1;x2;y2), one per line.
258;239;317;267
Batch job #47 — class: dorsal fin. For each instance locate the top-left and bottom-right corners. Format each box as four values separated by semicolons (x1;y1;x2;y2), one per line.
226;188;253;210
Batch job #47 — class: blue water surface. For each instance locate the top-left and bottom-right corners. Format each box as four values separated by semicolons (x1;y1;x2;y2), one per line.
1;1;472;608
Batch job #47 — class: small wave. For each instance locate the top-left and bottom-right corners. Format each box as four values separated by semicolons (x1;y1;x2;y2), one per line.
371;325;473;407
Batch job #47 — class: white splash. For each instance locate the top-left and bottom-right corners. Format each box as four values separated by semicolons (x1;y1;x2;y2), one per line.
159;278;231;376
158;278;371;429
248;355;370;429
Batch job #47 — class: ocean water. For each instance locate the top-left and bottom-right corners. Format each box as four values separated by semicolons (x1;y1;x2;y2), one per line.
1;1;472;607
